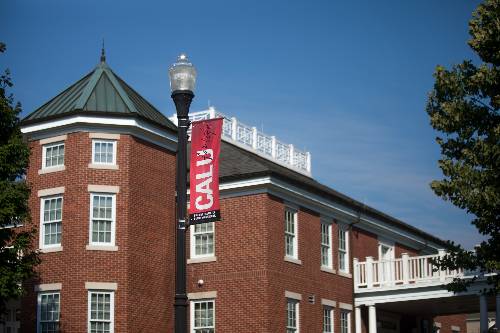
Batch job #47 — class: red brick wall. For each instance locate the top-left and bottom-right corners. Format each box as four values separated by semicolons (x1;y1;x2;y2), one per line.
127;136;176;332
352;226;378;261
188;193;355;332
21;132;176;332
434;314;467;333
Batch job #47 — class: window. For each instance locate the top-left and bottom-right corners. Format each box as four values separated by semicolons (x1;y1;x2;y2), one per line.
191;300;215;333
321;222;333;269
286;299;299;333
88;291;114;333
43;142;65;169
37;292;60;333
92;140;116;165
338;227;349;272
340;310;350;333
285;208;298;259
191;222;214;258
40;197;63;248
90;194;116;246
323;306;334;333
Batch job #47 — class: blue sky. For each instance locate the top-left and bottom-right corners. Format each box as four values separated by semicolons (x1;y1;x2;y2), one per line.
2;0;484;248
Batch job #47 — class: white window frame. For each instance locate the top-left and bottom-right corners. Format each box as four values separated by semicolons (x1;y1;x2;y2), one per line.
321;221;333;270
286;298;299;333
89;193;116;247
338;225;349;273
37;291;60;333
340;310;351;333
87;290;114;333
39;196;63;250
91;139;117;165
323;306;334;333
285;208;298;260
42;142;65;169
190;222;215;260
190;299;215;333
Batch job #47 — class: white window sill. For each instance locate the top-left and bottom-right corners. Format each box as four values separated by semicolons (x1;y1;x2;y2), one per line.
88;163;119;170
187;256;217;264
86;245;118;251
284;256;302;265
321;266;336;274
338;271;352;278
38;166;65;175
40;246;63;253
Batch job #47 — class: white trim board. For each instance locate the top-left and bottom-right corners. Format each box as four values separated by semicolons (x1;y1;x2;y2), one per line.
21;116;177;152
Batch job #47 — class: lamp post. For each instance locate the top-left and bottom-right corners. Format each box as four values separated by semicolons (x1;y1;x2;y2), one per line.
169;53;197;333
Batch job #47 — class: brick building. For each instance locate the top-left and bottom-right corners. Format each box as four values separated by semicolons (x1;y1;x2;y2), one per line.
8;57;475;332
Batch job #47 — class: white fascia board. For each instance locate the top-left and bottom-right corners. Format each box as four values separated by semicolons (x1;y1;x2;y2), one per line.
218;176;441;252
21;115;177;151
354;279;490;306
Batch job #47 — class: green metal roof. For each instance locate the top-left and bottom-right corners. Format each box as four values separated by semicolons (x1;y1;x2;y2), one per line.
22;60;177;131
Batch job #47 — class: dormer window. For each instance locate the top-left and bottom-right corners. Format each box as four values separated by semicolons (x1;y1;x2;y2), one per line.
43;142;65;169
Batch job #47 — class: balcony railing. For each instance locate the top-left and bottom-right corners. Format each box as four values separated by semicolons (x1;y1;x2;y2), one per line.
353;251;464;292
169;107;312;176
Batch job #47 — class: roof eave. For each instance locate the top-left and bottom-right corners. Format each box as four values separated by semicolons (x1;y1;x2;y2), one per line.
20;109;178;134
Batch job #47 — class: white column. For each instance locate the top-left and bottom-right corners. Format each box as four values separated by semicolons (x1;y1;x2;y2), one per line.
306;151;311;173
208;106;216;119
271;136;276;158
353;258;359;291
368;304;377;333
251;127;257;149
438;249;446;282
366;256;374;289
289;144;294;166
480;294;488;333
496;294;499;332
231;117;237;141
401;253;409;284
355;306;362;333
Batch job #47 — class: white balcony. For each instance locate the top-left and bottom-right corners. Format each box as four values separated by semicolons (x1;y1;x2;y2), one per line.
353;251;464;293
169;107;312;176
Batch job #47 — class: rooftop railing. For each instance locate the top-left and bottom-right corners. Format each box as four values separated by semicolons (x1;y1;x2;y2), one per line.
353;251;464;292
170;107;312;176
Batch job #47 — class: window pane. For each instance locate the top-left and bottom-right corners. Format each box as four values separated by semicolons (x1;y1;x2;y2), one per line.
91;195;114;245
194;222;214;256
193;301;215;331
44;143;65;168
39;293;60;333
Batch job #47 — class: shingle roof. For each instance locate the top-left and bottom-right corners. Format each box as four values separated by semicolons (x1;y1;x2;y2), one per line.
22;61;176;131
190;140;447;247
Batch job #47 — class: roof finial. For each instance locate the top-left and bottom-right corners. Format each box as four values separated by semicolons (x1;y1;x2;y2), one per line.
100;39;106;63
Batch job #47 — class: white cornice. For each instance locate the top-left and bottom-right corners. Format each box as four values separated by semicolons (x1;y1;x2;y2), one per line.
21;115;177;152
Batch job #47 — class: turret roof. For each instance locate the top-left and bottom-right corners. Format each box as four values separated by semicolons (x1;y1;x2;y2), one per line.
22;59;176;131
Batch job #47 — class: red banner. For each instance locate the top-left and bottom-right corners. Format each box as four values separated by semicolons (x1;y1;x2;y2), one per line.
189;118;223;224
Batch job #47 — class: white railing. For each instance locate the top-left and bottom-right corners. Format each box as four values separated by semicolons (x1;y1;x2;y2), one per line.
353;251;464;292
169;107;312;175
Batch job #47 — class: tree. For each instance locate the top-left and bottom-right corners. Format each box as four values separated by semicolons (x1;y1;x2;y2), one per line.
426;0;499;294
0;42;40;311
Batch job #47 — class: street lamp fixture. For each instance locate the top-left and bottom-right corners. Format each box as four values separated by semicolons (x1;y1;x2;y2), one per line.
169;53;196;333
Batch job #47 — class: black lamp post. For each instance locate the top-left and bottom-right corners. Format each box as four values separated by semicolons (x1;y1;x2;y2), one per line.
169;53;197;333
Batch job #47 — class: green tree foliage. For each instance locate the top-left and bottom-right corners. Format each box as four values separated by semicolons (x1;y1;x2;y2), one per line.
426;0;499;293
0;42;39;310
